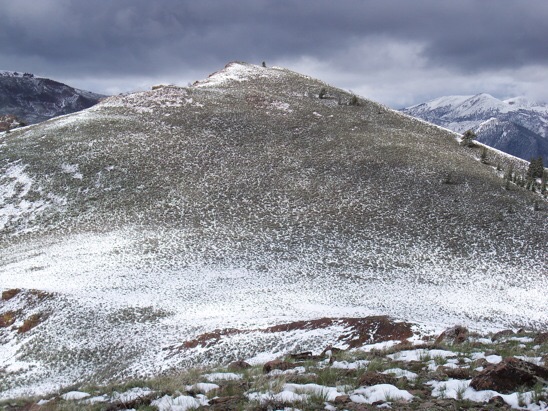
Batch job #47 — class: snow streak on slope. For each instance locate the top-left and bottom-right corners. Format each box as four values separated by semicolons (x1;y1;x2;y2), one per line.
0;161;66;234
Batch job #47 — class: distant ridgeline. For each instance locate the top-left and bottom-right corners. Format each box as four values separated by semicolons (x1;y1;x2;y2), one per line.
0;71;34;78
0;70;105;125
401;94;548;164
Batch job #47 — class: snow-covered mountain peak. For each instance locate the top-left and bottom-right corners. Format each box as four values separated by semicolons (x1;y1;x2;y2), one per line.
407;95;472;111
401;93;548;162
452;93;509;117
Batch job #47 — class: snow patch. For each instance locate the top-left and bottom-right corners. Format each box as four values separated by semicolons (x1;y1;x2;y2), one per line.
203;372;242;382
61;391;90;400
151;394;208;411
351;384;414;404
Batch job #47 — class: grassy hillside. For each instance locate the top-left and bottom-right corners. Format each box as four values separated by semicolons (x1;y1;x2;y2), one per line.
0;62;546;398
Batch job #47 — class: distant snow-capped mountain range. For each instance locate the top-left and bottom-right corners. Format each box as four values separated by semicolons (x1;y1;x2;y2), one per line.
0;70;105;125
401;93;548;163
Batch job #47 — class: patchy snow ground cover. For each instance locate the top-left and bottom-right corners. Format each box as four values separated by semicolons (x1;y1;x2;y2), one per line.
1;62;547;401
2;326;546;410
427;379;547;410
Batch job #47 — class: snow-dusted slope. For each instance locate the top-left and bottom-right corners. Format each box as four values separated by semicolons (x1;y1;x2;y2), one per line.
0;62;546;398
402;94;548;162
0;71;105;125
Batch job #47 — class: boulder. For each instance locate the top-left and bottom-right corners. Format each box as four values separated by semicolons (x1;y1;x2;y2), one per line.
488;395;511;408
491;329;513;341
434;325;468;344
334;394;351;404
470;357;548;393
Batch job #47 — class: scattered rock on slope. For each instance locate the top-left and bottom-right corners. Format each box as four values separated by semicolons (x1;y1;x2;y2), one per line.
470;357;548;393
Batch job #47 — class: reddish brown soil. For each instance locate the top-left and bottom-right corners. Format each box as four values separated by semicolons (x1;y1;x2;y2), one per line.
173;316;414;353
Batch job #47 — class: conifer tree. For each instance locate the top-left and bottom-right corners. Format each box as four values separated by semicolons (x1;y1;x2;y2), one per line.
527;157;544;180
461;130;477;147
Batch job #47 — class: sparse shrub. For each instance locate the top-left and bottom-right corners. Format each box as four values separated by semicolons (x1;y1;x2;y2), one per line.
480;147;488;163
504;164;514;190
1;288;20;300
456;383;467;400
442;171;457;185
461;129;476;147
318;88;327;99
531;382;547;403
18;313;42;334
433;355;447;366
0;311;16;327
349;95;359;106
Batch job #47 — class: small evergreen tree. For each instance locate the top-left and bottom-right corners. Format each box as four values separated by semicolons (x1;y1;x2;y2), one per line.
461;130;477;147
527;157;544;180
349;95;359;106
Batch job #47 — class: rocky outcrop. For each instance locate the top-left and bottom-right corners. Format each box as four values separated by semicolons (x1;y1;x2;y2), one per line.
434;325;468;344
0;114;25;131
470;357;548;393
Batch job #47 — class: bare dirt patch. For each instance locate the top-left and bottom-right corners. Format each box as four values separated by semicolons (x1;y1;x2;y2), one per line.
173;316;414;353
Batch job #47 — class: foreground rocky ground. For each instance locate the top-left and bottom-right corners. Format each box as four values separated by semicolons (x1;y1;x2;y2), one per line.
1;325;546;411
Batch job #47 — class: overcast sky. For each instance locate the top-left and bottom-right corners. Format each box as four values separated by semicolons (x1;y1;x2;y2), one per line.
1;0;547;108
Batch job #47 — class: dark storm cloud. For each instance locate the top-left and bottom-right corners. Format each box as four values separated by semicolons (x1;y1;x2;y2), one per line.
1;0;547;105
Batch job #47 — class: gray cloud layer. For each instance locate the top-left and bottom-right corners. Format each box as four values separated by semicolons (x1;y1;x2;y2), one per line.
1;0;547;107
